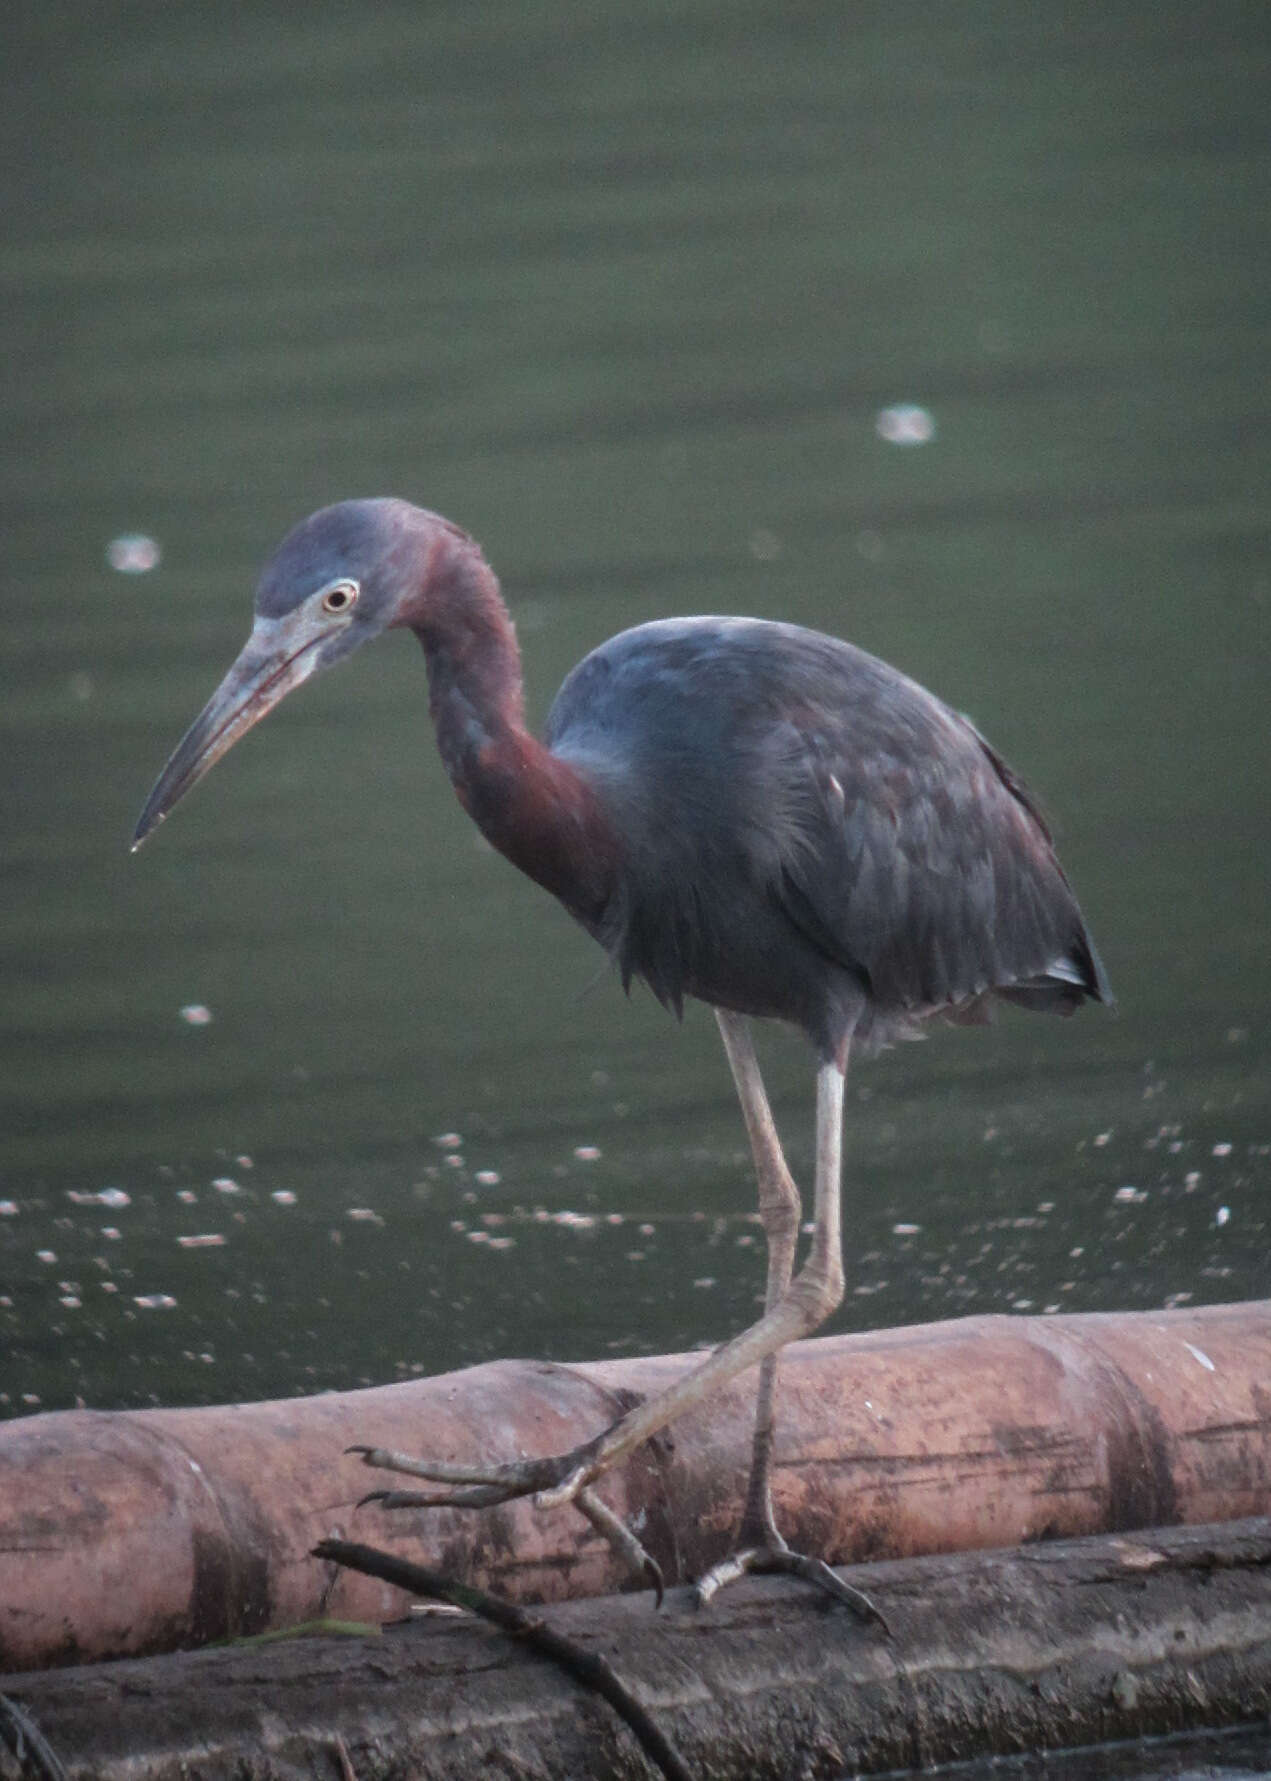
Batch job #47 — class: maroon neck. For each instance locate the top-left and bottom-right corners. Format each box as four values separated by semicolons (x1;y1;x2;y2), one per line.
408;532;615;925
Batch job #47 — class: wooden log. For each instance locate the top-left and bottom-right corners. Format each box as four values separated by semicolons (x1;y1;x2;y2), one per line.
2;1518;1270;1779
2;1302;1269;1673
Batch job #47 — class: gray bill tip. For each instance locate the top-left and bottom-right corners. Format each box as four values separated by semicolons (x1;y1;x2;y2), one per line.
130;815;155;853
131;793;172;852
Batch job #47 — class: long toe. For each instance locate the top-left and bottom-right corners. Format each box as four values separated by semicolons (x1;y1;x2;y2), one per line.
349;1440;665;1603
575;1486;665;1605
358;1482;517;1510
695;1542;888;1631
351;1443;572;1502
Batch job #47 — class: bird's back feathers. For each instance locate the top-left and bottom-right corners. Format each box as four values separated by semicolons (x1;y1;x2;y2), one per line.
546;617;1109;1056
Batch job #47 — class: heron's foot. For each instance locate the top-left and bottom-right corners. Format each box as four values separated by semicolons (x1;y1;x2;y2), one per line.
694;1531;888;1631
348;1441;664;1605
350;1441;590;1509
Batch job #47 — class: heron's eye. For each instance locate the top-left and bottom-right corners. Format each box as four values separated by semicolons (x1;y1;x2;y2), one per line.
321;581;358;615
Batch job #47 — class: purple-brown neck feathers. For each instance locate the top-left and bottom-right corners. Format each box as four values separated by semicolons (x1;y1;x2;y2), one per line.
406;527;615;925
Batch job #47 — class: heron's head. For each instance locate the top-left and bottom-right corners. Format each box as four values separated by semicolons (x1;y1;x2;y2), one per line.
132;499;467;848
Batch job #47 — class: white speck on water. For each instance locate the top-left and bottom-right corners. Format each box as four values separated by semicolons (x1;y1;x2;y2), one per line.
1114;1185;1147;1204
59;1295;82;1309
892;1222;921;1236
211;1177;242;1196
134;1293;177;1310
443;1154;464;1169
552;1210;597;1230
0;1201;17;1217
1215;1205;1231;1226
434;1132;462;1149
69;1186;131;1208
176;1190;198;1204
179;1004;213;1026
639;1223;655;1237
854;528;885;563
487;1236;515;1251
235;1155;254;1169
692;1277;716;1289
101;1227;122;1241
1184;1342;1216;1372
271;1190;297;1206
606;1213;624;1226
1184;1172;1201;1191
347;1208;383;1225
1212;1142;1233;1157
37;1250;57;1264
875;403;935;445
1093;1131;1113;1147
474;1170;500;1187
107;533;161;573
573;1145;601;1162
177;1233;227;1249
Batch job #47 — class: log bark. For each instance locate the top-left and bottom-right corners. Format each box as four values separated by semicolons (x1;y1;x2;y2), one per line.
1;1518;1269;1780
2;1302;1269;1674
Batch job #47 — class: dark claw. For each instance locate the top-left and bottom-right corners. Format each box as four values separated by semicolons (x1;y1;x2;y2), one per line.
357;1487;455;1511
644;1555;665;1610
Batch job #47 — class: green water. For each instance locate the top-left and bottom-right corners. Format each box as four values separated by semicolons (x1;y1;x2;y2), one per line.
2;5;1268;1428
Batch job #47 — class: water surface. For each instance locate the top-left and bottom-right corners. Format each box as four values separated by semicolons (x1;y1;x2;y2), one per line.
2;5;1268;1426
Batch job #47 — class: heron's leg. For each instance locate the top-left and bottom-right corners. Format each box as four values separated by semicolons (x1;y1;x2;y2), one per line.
712;1010;801;1547
357;1052;857;1567
688;1038;881;1621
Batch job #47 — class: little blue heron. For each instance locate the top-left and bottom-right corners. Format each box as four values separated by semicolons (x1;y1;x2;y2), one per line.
135;498;1111;1609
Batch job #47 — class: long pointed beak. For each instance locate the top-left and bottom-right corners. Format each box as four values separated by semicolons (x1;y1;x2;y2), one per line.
132;614;334;850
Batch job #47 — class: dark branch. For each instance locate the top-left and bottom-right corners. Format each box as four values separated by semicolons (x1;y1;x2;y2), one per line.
0;1694;68;1781
312;1538;693;1781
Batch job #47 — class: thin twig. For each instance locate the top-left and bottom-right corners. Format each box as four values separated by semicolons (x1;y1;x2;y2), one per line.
0;1694;68;1781
332;1730;358;1781
313;1538;693;1781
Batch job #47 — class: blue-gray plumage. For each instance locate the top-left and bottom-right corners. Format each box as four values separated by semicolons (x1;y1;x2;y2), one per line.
134;498;1110;1611
546;615;1107;1059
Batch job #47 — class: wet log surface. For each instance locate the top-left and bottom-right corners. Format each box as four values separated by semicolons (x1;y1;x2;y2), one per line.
3;1303;1270;1675
2;1518;1269;1781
